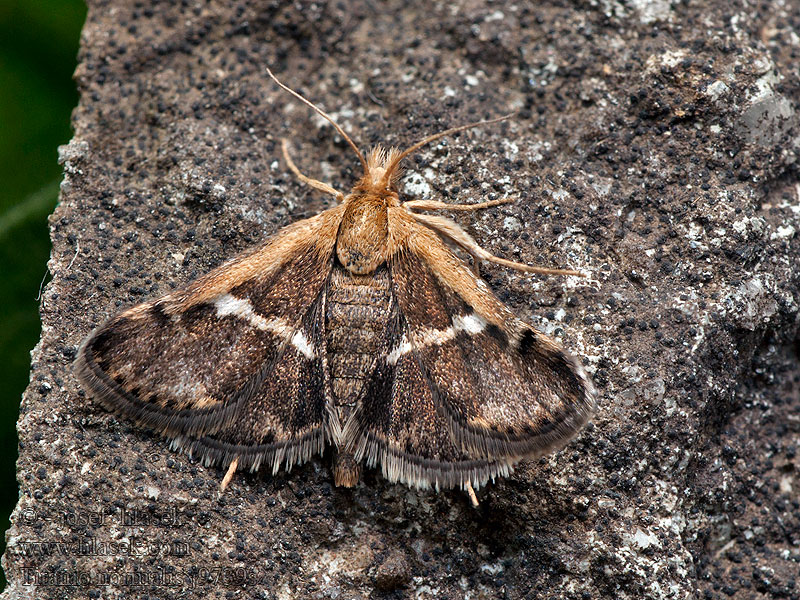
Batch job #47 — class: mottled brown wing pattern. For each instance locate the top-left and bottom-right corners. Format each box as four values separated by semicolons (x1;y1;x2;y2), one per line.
74;210;341;473
347;299;514;491
173;291;329;473
362;244;597;487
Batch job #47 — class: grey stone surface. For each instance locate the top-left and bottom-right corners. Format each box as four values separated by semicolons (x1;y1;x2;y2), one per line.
3;1;799;599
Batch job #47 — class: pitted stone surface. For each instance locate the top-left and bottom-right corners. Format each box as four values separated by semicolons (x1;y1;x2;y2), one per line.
3;1;799;599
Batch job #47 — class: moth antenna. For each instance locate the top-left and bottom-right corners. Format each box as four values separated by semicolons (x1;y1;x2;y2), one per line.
378;114;514;189
267;68;369;174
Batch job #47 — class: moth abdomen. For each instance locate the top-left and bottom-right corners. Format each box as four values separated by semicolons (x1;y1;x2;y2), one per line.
325;266;394;424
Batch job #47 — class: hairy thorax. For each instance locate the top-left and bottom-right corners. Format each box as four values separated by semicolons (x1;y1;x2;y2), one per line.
335;182;401;275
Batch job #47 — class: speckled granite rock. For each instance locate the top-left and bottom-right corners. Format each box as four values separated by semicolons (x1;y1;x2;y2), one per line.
3;1;799;599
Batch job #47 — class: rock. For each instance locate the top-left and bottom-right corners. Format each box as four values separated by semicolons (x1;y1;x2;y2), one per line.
3;1;799;599
373;550;412;591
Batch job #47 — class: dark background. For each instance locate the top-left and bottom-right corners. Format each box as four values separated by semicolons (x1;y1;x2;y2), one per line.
0;0;85;582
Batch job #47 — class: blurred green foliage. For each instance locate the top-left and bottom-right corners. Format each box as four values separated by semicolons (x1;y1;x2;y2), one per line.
0;0;86;582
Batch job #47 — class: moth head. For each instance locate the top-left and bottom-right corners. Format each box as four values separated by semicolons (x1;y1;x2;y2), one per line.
352;146;404;197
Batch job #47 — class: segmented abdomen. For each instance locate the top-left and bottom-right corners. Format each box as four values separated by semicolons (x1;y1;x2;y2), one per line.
325;265;393;413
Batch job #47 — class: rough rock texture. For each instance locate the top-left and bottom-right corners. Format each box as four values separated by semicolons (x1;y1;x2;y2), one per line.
3;0;799;599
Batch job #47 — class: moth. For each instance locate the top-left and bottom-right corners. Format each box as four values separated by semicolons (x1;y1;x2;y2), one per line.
74;70;597;505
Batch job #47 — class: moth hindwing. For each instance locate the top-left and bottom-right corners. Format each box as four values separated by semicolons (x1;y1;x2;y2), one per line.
74;71;597;504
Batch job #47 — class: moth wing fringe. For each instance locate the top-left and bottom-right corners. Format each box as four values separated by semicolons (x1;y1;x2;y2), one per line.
442;401;594;466
170;429;327;478
354;431;514;492
74;340;242;438
441;349;596;461
339;404;365;452
324;403;345;447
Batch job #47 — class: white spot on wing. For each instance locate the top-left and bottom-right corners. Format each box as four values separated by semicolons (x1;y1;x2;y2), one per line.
291;330;316;359
214;294;252;319
387;335;413;365
213;293;293;339
416;324;457;348
453;313;487;335
410;313;489;351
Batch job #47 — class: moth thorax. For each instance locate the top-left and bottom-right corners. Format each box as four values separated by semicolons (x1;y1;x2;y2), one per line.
336;196;389;274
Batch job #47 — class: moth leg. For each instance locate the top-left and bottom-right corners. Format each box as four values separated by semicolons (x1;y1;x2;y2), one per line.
410;211;585;277
219;456;240;494
281;138;345;203
464;480;479;507
403;198;512;212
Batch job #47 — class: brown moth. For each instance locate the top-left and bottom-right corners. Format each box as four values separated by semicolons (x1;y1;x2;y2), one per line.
74;70;597;505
